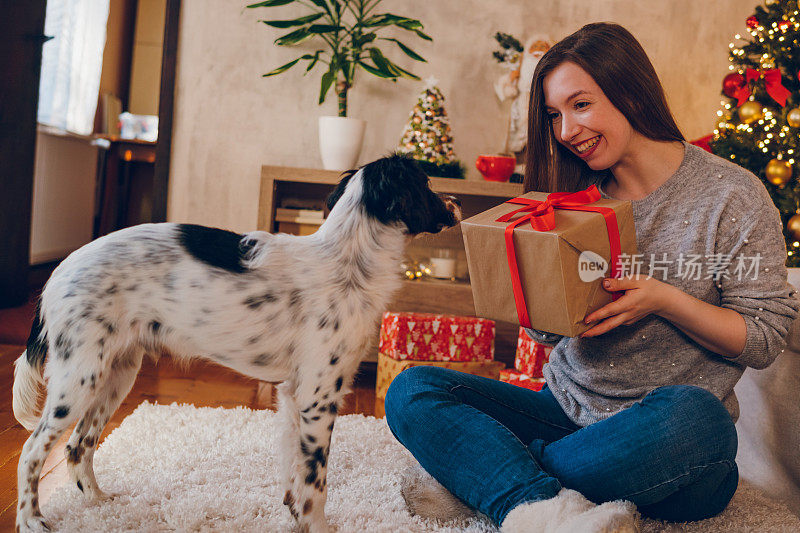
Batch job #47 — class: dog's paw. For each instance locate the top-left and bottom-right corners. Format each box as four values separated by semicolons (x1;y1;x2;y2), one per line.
295;521;336;533
88;488;120;504
18;515;52;533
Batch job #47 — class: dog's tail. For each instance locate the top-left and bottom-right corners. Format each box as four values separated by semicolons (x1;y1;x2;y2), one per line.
13;302;48;431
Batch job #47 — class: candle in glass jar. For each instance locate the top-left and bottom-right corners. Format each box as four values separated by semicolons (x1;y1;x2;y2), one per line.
430;248;457;279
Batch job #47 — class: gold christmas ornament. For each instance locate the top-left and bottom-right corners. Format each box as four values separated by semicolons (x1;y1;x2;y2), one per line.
788;214;800;241
738;101;763;124
787;108;800;128
766;158;793;186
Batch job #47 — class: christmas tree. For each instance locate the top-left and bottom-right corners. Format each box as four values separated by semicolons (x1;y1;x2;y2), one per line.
398;77;465;178
710;0;800;265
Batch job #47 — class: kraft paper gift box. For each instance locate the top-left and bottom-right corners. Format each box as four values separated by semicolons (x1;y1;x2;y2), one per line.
378;311;495;362
461;185;637;338
375;352;505;401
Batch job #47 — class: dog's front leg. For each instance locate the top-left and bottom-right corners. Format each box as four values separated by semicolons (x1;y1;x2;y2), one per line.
284;370;351;533
275;382;303;522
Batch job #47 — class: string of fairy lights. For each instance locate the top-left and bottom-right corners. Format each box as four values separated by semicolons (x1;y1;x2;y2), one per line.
713;1;800;260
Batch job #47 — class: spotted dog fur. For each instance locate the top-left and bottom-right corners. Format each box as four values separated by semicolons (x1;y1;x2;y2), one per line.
12;154;461;533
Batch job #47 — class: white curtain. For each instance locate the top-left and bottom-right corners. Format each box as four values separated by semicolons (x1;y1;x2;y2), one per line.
38;0;110;136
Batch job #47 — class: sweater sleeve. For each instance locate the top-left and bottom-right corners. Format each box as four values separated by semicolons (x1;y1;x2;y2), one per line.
716;199;800;369
523;328;565;347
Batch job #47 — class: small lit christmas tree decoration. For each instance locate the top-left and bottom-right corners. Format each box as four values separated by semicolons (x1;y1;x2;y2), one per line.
398;76;466;178
710;0;800;266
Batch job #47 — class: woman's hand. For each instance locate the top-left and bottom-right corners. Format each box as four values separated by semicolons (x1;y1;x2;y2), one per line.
580;275;680;337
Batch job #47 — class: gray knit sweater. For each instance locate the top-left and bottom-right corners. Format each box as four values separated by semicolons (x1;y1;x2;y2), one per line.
531;141;800;427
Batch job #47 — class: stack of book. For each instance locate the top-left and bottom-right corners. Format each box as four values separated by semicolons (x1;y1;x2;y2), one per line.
275;208;325;236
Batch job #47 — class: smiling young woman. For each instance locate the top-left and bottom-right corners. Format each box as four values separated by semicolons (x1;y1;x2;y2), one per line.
525;22;686;197
384;22;799;532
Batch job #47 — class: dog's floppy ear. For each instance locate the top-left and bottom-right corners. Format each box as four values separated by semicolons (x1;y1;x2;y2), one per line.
361;153;431;232
326;169;357;211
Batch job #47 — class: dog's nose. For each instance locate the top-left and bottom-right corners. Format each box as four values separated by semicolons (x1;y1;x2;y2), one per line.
443;194;461;207
441;194;462;223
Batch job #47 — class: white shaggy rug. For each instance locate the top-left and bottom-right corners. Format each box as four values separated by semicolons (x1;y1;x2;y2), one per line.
41;402;800;532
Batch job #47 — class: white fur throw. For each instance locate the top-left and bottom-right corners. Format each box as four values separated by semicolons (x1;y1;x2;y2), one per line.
40;402;799;532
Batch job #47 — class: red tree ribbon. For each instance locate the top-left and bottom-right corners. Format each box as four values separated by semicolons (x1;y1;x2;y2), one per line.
495;184;623;329
734;68;790;107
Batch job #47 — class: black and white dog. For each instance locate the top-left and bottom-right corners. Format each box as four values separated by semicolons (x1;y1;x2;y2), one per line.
13;154;461;533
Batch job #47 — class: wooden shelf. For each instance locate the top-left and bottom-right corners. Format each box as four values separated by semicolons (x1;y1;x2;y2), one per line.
258;165;523;195
258;165;523;232
257;164;523;365
393;278;474;315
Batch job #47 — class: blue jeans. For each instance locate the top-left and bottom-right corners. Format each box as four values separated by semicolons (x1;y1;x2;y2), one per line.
384;366;739;526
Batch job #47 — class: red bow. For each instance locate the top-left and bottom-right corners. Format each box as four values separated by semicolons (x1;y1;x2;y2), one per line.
734;68;790;107
495;184;623;329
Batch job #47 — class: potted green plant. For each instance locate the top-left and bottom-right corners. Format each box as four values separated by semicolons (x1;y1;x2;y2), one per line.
247;0;431;170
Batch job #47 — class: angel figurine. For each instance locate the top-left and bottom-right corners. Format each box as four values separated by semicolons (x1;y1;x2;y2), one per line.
493;33;552;157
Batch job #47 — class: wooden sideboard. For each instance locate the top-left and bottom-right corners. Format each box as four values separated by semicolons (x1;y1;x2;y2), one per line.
258;165;524;366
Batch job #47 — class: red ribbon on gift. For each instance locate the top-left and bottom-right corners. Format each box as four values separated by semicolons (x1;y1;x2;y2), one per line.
495;184;623;329
733;68;791;107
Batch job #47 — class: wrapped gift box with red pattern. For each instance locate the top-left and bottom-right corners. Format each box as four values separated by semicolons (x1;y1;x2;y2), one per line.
515;327;552;378
376;353;505;400
378;311;495;362
499;368;546;391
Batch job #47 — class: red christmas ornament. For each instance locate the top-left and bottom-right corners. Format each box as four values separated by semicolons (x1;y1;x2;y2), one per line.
779;20;790;31
746;15;759;29
723;73;746;98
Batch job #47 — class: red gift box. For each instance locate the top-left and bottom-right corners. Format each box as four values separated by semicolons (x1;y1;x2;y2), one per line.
515;327;552;378
499;368;546;391
379;312;495;362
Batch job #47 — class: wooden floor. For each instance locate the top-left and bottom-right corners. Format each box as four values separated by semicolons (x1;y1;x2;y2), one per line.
0;294;382;530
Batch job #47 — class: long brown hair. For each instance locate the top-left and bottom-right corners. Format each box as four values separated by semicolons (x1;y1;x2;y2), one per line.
523;22;685;193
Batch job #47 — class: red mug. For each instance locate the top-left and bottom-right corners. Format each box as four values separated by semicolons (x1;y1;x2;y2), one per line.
476;155;516;182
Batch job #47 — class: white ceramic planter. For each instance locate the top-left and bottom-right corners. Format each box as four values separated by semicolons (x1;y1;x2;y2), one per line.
318;116;367;171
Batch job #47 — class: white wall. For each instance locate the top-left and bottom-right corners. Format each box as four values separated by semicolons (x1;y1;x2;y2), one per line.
168;0;756;232
30;128;98;264
129;0;167;116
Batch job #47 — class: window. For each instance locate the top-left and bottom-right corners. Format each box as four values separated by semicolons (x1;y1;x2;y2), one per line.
37;0;110;135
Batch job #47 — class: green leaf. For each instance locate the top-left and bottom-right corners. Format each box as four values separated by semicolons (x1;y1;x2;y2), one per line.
362;14;432;41
275;27;313;46
338;59;351;84
352;32;377;48
413;29;432;42
357;60;395;78
368;48;398;78
261;13;324;28
383;59;420;80
380;38;426;62
319;65;336;104
308;0;332;15
262;57;303;77
308;24;341;34
247;0;295;8
393;17;423;30
363;14;410;27
305;51;323;73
